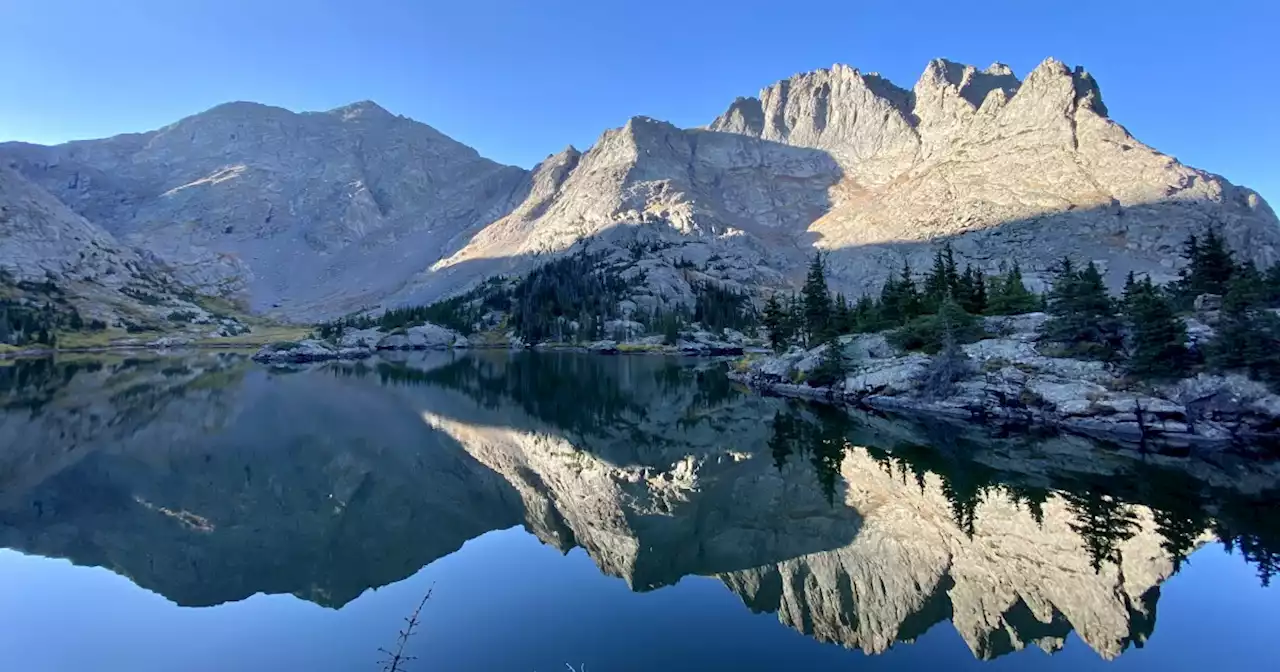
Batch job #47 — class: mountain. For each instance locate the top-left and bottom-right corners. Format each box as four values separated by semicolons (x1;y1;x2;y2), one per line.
0;165;232;328
3;58;1277;321
1;101;527;320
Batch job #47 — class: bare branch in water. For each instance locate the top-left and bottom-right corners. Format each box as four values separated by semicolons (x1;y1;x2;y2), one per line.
378;585;434;672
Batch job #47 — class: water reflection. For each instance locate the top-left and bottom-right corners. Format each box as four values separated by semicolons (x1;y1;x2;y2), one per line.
0;352;1277;664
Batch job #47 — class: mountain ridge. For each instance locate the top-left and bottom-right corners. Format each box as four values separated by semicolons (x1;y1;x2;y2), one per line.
3;56;1276;322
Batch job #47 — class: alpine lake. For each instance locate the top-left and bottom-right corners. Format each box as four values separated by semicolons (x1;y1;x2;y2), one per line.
0;350;1277;671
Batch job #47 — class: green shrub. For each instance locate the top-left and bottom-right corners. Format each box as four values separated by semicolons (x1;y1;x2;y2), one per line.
887;301;982;354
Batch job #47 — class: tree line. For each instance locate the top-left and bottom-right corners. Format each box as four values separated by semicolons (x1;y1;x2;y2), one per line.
763;231;1280;389
0;270;107;348
317;249;758;344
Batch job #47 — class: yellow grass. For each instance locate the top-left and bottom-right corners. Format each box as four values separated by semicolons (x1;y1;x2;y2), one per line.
194;325;312;347
55;329;140;349
617;343;667;353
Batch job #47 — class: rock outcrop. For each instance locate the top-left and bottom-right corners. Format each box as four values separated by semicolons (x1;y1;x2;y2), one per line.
734;313;1280;446
5;58;1273;322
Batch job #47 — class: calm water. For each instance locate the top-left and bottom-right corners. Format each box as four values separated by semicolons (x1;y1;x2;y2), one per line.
0;352;1277;671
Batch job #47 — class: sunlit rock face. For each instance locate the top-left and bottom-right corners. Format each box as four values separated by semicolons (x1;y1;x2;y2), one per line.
5;59;1275;320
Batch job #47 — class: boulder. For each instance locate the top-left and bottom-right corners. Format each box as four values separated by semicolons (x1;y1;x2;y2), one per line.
376;323;460;350
587;340;619;354
1194;293;1223;312
252;339;371;363
842;333;896;360
982;312;1050;337
843;354;931;397
339;327;385;348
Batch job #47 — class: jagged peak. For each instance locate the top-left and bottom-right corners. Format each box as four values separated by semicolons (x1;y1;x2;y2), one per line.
917;58;972;89
985;62;1014;77
1018;57;1109;117
914;58;1022;110
709;96;765;136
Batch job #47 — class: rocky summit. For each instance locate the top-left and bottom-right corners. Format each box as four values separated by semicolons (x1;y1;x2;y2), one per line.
2;58;1276;322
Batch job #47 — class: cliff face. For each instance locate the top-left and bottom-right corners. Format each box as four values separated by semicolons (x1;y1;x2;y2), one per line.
424;57;1279;303
5;58;1274;320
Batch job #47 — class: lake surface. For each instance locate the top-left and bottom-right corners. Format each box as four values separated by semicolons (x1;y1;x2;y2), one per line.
0;351;1277;671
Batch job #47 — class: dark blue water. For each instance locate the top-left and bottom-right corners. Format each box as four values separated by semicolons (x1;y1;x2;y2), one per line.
0;352;1276;671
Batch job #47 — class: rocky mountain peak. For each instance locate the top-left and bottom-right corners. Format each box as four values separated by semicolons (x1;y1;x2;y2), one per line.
327;100;395;121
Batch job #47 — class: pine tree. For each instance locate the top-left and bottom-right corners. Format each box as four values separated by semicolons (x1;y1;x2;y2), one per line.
1266;264;1280;308
1039;258;1123;360
832;293;852;335
787;293;805;346
1177;230;1235;301
956;266;987;315
853;295;879;332
807;339;848;388
1123;276;1189;379
880;261;921;326
986;263;1039;315
1209;262;1280;383
762;294;791;351
801;252;834;344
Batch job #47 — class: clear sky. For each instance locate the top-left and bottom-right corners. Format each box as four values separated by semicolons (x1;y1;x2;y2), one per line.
1;0;1276;204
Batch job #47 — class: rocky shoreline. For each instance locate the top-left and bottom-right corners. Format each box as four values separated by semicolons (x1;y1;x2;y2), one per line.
730;313;1280;451
250;323;761;364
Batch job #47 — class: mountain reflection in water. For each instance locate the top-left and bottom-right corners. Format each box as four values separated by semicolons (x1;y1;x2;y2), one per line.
0;351;1277;669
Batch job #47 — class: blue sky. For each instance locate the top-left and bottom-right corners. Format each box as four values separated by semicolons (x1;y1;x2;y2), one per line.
1;0;1276;203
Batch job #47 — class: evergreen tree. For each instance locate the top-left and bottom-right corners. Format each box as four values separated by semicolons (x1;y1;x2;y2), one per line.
1039;258;1123;360
956;266;987;315
1177;230;1235;301
660;309;681;346
852;295;879;333
1266;264;1280;308
832;293;852;335
879;261;921;326
1209;262;1280;384
923;245;954;311
761;294;792;351
801;252;834;344
787;293;805;346
807;339;848;388
986;263;1040;315
1123;276;1190;379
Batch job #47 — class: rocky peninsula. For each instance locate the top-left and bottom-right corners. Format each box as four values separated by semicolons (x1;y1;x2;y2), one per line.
732;311;1280;449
